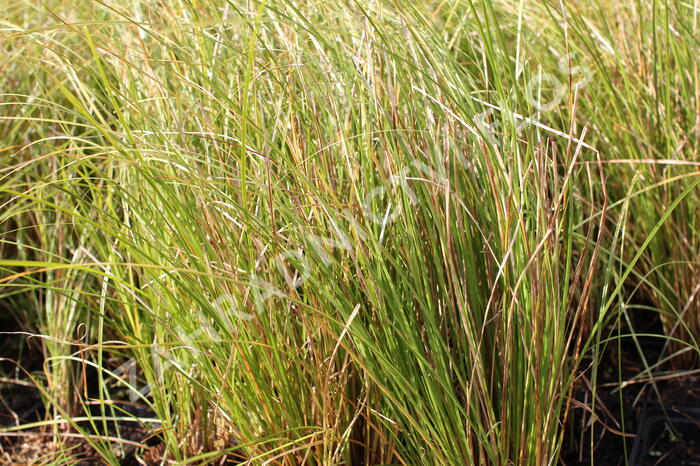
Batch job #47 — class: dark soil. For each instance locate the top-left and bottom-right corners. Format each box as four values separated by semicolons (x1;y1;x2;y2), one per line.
562;302;700;465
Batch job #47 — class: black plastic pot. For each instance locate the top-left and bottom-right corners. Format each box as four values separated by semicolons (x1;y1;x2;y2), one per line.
629;405;700;465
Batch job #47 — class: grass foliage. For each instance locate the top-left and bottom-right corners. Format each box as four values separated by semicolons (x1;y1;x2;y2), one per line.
1;0;698;464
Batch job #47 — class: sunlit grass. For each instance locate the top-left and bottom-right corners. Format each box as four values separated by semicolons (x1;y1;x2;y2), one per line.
1;0;698;464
